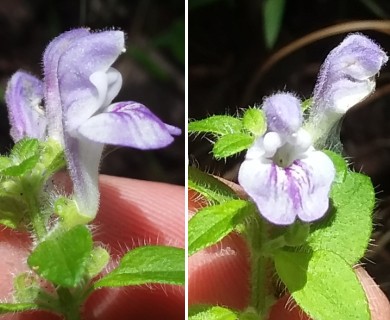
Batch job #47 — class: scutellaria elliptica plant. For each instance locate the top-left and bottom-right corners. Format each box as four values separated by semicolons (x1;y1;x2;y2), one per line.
188;34;388;320
0;28;184;318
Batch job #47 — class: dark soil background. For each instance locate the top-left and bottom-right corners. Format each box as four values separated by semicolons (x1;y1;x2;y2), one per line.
0;0;185;185
189;0;390;299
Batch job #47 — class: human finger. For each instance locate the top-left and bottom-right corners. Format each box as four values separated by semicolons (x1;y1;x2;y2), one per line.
0;177;185;320
85;176;185;319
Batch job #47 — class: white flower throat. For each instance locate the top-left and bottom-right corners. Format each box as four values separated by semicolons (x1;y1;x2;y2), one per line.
263;129;312;168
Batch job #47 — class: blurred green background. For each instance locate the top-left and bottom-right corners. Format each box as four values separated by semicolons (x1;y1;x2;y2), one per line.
0;0;184;185
189;0;390;299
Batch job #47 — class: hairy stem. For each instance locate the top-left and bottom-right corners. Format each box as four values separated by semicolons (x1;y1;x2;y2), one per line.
57;287;82;320
22;178;47;240
245;216;275;319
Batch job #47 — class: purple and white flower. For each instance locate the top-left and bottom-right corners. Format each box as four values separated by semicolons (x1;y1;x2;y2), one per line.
239;34;387;225
238;93;335;225
306;33;388;146
5;28;181;219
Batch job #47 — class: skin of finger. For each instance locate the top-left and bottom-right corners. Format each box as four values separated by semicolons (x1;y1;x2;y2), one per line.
188;184;390;320
188;189;250;310
94;175;184;252
355;267;390;320
84;175;185;319
0;230;59;320
0;176;184;320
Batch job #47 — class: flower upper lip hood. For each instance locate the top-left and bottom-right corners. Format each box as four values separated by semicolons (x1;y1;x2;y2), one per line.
239;93;335;225
5;28;181;219
306;33;388;146
314;33;388;114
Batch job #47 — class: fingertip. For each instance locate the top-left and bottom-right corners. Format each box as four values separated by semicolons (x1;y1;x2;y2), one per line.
268;295;310;320
94;176;184;252
188;233;250;310
84;285;184;320
0;229;30;300
188;183;250;310
355;267;390;320
188;189;208;216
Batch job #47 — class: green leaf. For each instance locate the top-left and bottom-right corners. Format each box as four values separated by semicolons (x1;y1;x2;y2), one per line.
307;171;374;265
86;247;110;278
263;0;286;49
11;138;40;159
301;98;313;112
1;156;40;176
323;150;347;183
54;197;91;228
6;158;39;176
0;195;27;229
188;200;254;255
0;180;22;198
188;166;237;203
0;303;38;314
242;108;267;137
28;225;93;287
94;246;184;288
274;250;369;320
1;139;40;176
40;139;66;177
189;305;238;320
212;133;254;159
14;273;40;303
188;115;243;136
0;157;12;170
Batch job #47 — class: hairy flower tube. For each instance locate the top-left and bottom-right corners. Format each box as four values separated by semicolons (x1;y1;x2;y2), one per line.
306;33;388;145
238;93;335;225
5;28;181;219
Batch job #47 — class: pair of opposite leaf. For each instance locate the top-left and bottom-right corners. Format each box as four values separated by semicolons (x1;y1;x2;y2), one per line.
239;34;388;225
5;28;181;219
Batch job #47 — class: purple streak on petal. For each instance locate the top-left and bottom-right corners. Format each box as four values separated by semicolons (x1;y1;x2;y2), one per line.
263;93;303;135
77;101;181;149
293;153;335;222
5;71;46;141
65;135;103;218
43;28;90;142
284;167;303;211
238;150;335;225
58;31;125;133
239;159;296;225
